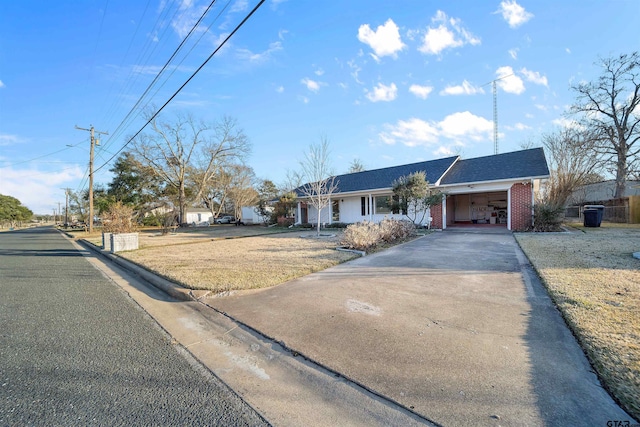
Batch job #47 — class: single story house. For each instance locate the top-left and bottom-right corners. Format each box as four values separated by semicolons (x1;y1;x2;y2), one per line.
293;148;550;232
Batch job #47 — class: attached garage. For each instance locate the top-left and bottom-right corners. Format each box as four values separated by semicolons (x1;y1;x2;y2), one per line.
446;191;508;226
292;148;550;232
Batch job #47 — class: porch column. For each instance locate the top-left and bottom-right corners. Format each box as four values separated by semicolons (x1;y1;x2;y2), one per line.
507;188;512;231
369;194;373;221
296;202;302;225
328;197;333;225
442;194;447;230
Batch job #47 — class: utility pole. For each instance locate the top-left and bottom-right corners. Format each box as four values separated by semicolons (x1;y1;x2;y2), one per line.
61;188;70;227
75;125;108;233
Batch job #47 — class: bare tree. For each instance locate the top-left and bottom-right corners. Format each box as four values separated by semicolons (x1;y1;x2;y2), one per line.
542;127;602;206
570;51;640;198
131;113;250;224
227;164;258;222
347;158;365;173
299;137;339;235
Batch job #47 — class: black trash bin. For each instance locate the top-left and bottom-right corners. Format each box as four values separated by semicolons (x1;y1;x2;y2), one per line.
583;209;599;227
584;205;605;226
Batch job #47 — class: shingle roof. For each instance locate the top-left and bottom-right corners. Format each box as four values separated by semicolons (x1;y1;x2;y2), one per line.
438;147;549;185
294;148;549;196
295;155;458;196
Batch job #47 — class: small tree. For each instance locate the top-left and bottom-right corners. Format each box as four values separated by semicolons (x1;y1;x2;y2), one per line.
389;171;441;225
255;179;279;225
542;127;602;206
101;202;138;234
299;137;339;235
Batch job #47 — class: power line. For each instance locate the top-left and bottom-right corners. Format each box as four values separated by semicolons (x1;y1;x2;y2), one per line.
0;139;87;167
99;0;222;156
94;0;266;175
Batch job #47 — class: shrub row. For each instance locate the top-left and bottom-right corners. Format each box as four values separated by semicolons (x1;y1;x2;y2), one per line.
340;219;416;252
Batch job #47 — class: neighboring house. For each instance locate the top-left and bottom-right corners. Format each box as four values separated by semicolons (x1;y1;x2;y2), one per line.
241;206;271;224
185;208;213;225
293;148;550;232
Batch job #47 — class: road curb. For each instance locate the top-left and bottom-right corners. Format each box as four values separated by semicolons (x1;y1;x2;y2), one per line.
75;238;199;302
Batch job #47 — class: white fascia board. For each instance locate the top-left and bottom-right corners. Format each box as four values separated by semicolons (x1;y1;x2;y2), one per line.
437;175;549;194
434;156;461;186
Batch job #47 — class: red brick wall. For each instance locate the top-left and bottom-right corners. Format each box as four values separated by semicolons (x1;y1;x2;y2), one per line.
511;182;532;231
431;202;443;229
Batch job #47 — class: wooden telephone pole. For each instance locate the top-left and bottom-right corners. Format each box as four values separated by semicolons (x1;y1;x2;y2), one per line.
75;125;109;233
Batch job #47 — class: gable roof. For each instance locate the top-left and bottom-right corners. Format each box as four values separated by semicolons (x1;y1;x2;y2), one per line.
293;148;550;197
438;147;549;185
295;155;458;196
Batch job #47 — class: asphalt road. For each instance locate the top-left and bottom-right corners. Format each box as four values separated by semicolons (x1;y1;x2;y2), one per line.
0;227;267;426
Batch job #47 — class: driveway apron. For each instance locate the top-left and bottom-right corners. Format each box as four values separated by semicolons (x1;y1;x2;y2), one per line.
208;230;632;426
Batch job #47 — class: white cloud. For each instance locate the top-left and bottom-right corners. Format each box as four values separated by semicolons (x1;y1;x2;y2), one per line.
497;0;534;28
0;134;19;146
276;85;284;93
348;59;363;84
278;29;288;40
380;118;439;147
236;41;282;63
439;111;493;140
314;67;325;76
566;48;571;54
508;48;519;60
366;82;398;102
379;111;493;149
357;19;406;60
505;122;532;131
229;0;248;13
520;67;548;86
552;117;583;129
301;77;323;93
496;66;525;94
440;80;484;96
418;10;480;55
0;166;85;214
409;84;434;99
171;2;209;39
0;80;5;88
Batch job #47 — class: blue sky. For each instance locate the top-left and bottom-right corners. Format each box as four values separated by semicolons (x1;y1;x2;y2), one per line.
1;0;638;214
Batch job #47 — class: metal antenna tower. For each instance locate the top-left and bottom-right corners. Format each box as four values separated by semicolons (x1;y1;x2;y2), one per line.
483;73;513;155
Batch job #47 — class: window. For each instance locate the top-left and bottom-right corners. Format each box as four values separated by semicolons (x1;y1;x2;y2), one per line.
375;196;391;214
361;197;370;216
332;200;340;222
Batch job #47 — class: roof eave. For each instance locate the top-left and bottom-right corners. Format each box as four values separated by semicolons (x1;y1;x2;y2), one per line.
437;174;550;188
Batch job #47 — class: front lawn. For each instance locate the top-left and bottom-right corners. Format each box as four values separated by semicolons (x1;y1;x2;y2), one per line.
515;224;640;420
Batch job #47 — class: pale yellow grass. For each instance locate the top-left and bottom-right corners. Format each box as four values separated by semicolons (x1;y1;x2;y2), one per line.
515;225;640;420
121;231;357;293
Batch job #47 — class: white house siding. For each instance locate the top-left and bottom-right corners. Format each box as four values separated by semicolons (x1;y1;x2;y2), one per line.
302;195;430;226
304;204;332;225
185;211;213;224
241;206;270;224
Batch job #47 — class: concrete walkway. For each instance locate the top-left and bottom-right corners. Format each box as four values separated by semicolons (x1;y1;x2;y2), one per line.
207;230;632;426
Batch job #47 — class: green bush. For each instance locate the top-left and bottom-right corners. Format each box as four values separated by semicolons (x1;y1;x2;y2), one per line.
326;222;349;229
532;202;564;232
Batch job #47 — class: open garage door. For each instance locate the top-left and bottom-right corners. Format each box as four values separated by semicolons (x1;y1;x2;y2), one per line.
447;191;508;226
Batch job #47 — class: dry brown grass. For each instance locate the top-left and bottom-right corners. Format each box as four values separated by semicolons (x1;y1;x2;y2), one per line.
120;231;357;293
515;224;640;420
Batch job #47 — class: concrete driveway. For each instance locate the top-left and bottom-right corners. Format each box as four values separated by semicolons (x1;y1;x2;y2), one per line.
207;230;632;426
